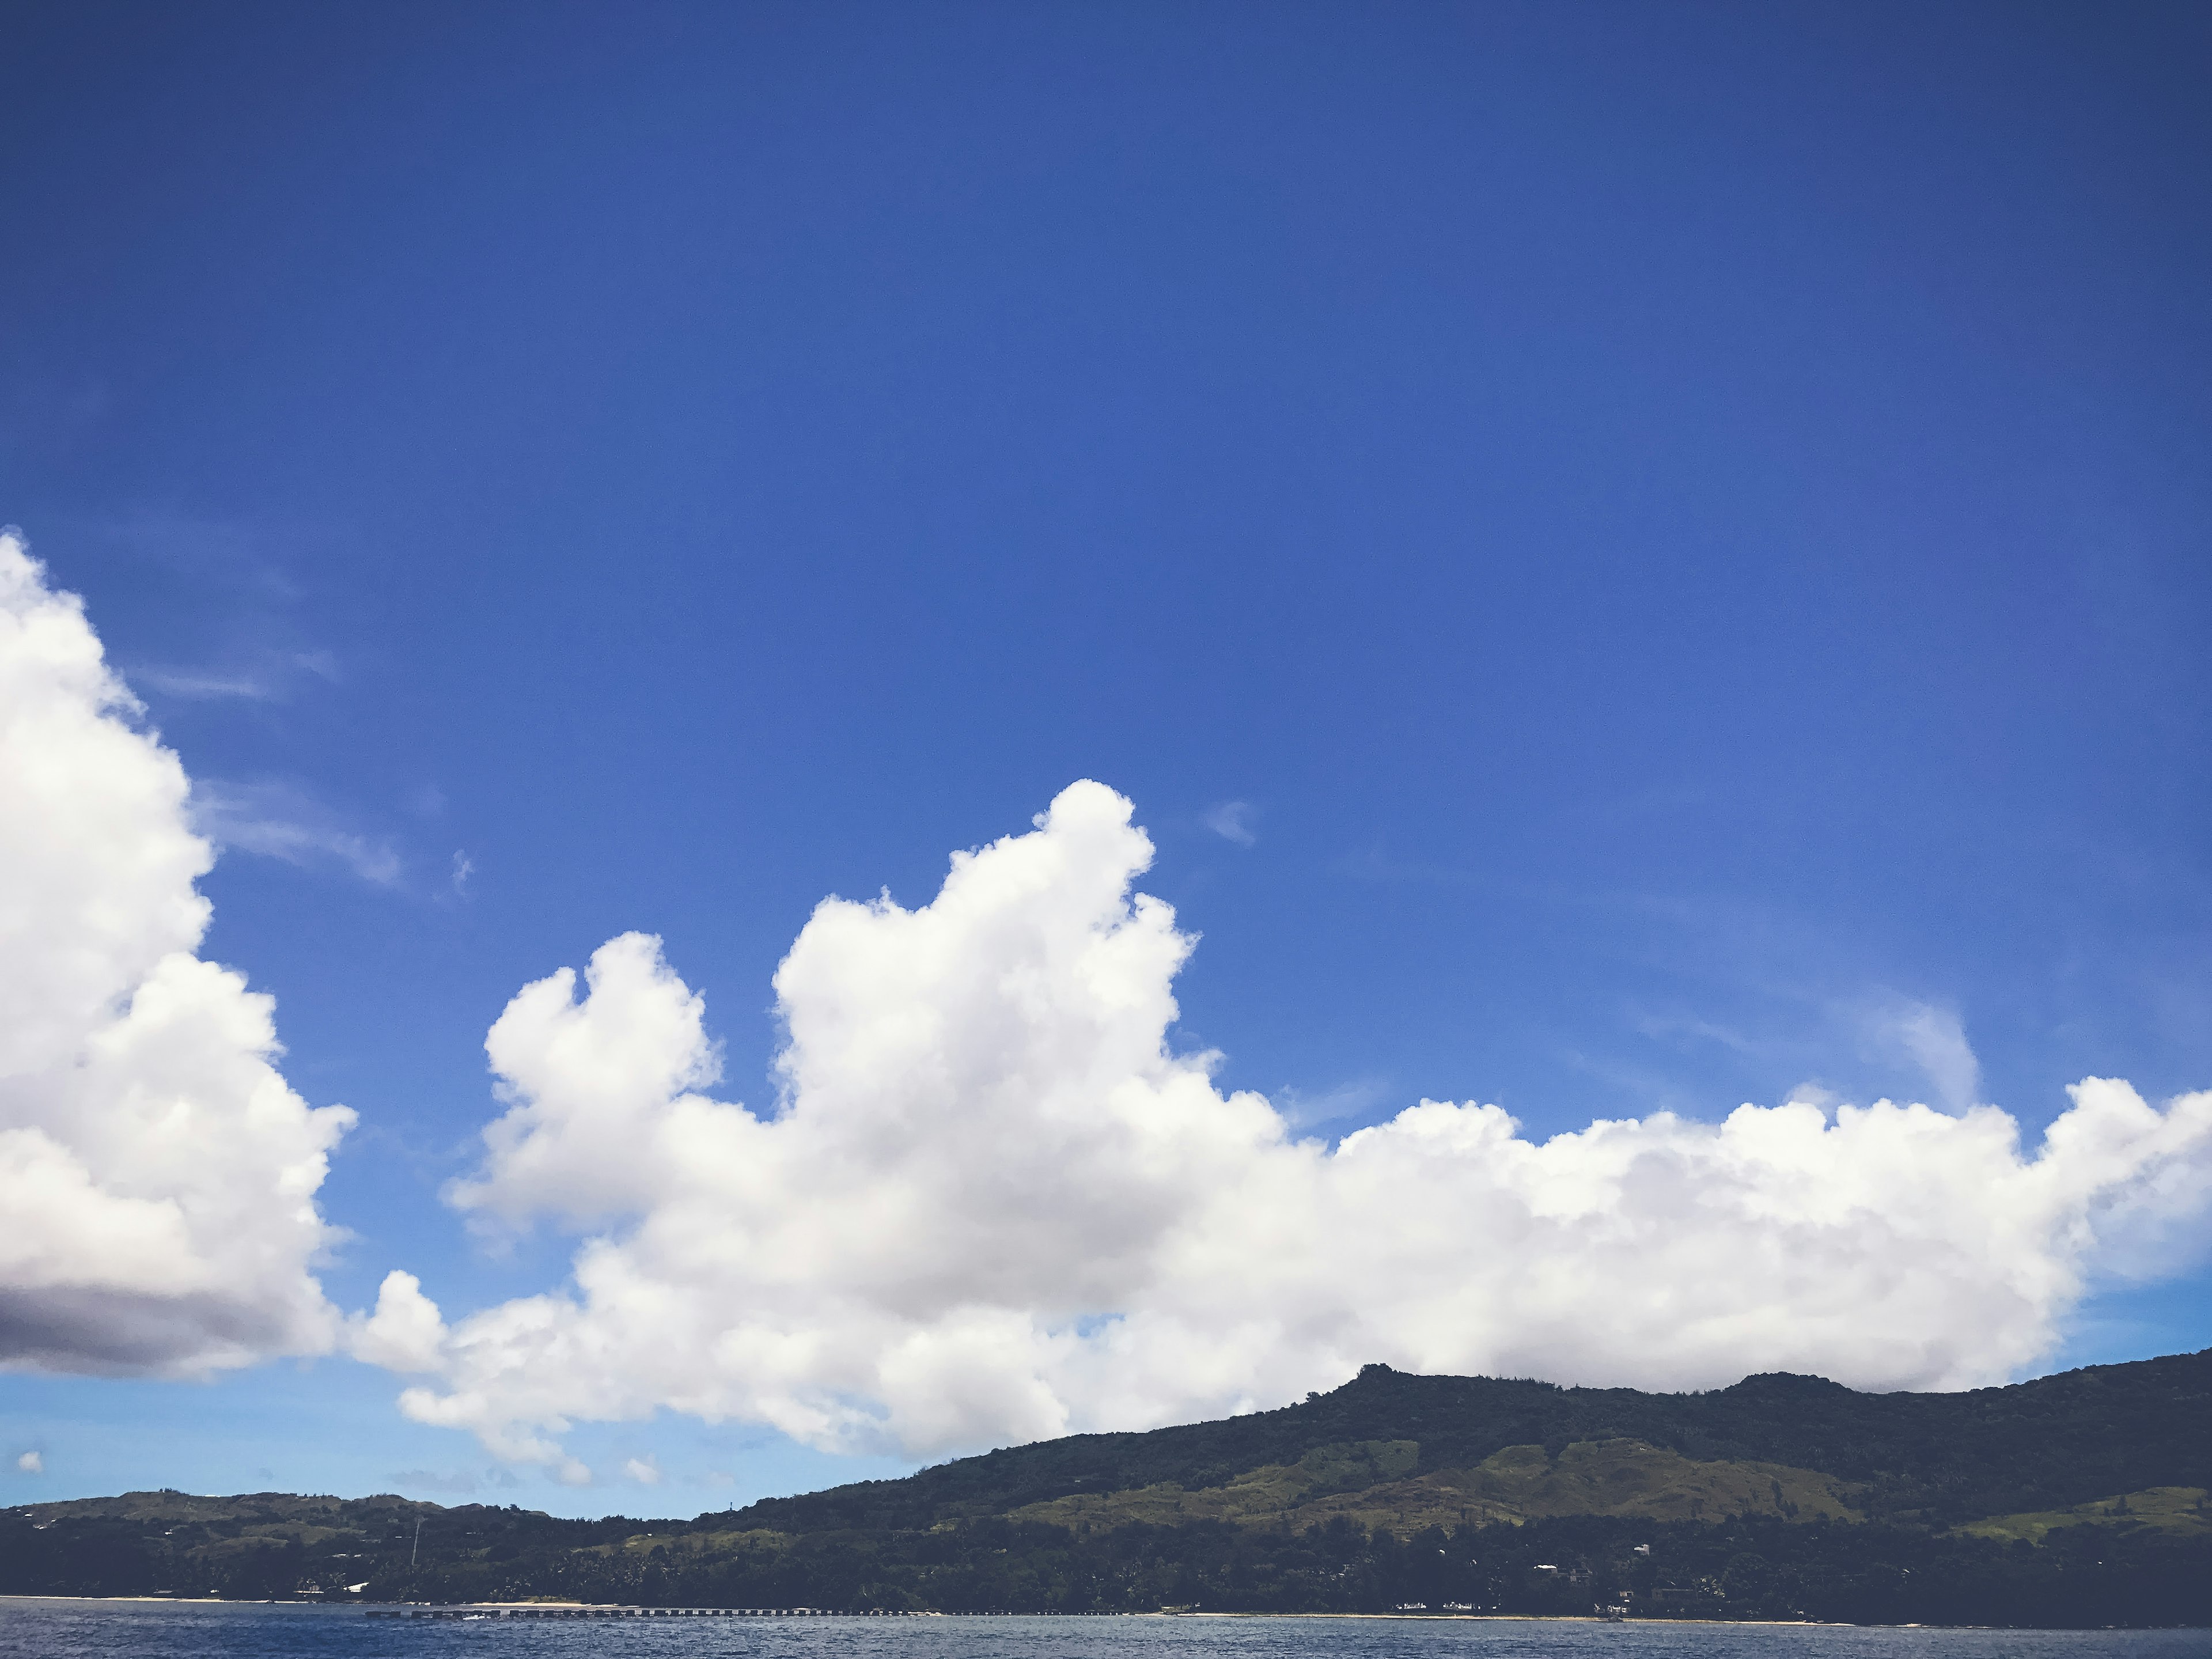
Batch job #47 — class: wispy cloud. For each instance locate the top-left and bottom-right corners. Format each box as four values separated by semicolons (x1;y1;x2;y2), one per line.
133;668;279;701
77;510;304;597
130;650;339;704
1861;996;1983;1114
1274;1075;1391;1132
450;851;476;898
1628;1008;1758;1055
1203;800;1258;847
623;1456;662;1486
192;781;402;888
1335;843;1485;891
1546;885;1994;1118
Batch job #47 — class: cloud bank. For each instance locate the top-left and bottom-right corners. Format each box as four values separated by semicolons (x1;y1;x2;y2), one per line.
0;532;353;1373
17;516;2203;1475
380;783;2212;1474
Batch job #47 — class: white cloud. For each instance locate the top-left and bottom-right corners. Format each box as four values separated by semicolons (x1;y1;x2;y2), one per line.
17;1450;43;1475
377;782;2212;1473
623;1455;662;1486
450;851;475;897
1203;800;1257;847
348;1272;449;1374
191;779;402;887
0;531;355;1374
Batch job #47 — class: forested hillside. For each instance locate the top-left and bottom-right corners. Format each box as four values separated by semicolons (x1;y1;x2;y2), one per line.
719;1350;2212;1533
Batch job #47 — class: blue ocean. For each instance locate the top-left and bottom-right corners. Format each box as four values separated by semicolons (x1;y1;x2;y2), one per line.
0;1604;2204;1659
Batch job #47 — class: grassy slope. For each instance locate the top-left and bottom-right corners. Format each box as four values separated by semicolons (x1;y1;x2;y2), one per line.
1957;1484;2212;1543
1009;1437;1861;1533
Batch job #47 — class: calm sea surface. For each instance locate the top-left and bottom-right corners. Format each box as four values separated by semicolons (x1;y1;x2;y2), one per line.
1;1604;2206;1659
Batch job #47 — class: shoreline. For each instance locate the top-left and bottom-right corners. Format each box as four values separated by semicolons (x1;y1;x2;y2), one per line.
6;1597;2202;1629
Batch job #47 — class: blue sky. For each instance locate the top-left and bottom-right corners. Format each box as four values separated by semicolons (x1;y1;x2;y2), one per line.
2;2;2208;1518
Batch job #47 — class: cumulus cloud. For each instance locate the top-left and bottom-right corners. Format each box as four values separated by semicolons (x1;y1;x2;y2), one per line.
17;1450;44;1475
0;531;354;1374
349;1272;449;1374
377;783;2212;1475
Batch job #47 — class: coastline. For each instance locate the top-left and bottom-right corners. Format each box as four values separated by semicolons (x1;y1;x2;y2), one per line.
0;1596;2038;1627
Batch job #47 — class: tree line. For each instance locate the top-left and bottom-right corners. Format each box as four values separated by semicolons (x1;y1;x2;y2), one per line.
6;1505;2205;1626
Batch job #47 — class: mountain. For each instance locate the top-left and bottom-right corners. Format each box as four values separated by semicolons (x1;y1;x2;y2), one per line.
5;1350;2209;1626
714;1349;2212;1532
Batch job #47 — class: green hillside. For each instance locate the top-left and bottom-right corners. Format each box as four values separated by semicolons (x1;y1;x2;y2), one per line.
6;1349;2209;1625
1006;1436;1861;1532
1956;1485;2212;1544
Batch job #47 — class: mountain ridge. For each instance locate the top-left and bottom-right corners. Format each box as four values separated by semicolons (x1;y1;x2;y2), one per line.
705;1347;2212;1532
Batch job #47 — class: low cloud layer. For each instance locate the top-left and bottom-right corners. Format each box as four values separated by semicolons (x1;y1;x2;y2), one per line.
0;532;353;1373
377;783;2212;1476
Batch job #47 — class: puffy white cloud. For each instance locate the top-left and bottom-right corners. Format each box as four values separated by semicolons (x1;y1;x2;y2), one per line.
348;1272;449;1374
0;531;354;1374
384;782;2212;1474
17;1450;43;1475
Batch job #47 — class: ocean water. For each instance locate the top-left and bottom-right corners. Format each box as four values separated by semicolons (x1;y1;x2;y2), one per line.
0;1604;2206;1659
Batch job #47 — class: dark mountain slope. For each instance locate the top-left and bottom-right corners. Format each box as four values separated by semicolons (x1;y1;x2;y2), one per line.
712;1349;2212;1532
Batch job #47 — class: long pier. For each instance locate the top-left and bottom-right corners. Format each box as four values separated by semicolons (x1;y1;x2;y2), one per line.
365;1607;926;1619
